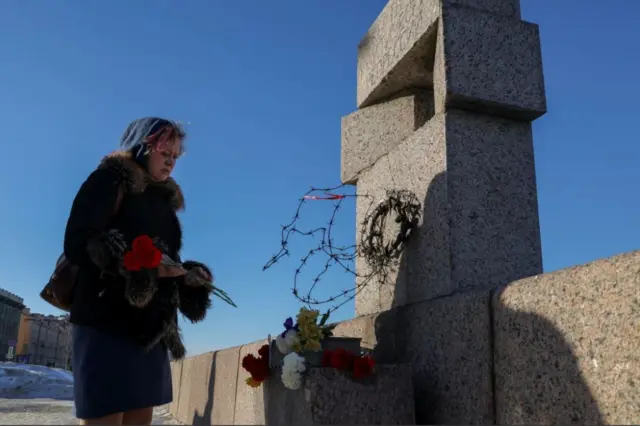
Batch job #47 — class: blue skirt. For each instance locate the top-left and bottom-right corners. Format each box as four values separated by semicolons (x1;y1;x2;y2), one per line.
72;324;173;419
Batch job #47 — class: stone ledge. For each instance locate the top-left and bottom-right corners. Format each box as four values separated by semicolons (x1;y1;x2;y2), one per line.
493;250;640;424
341;90;433;185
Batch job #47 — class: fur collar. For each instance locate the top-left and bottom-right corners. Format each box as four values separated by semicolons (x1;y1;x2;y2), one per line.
97;151;185;211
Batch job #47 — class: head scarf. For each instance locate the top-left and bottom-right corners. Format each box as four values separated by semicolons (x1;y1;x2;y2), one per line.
119;117;183;170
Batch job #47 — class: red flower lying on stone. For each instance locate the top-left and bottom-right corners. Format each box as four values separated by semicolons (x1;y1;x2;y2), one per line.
322;349;376;379
123;235;162;271
242;344;271;387
352;355;376;379
326;348;355;371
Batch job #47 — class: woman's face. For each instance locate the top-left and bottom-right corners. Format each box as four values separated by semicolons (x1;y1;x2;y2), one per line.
148;138;182;182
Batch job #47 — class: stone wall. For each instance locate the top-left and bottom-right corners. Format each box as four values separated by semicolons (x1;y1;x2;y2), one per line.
169;250;639;425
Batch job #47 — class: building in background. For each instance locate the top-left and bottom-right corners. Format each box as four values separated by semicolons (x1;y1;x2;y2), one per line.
17;313;71;368
15;307;32;362
0;288;25;360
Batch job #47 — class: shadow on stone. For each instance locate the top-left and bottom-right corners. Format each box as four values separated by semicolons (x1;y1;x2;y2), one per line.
190;352;217;426
492;293;604;424
373;171;604;424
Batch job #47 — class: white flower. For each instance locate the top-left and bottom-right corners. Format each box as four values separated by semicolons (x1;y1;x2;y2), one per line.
281;369;302;390
283;352;306;372
275;329;298;355
284;329;298;347
281;352;306;390
275;335;289;355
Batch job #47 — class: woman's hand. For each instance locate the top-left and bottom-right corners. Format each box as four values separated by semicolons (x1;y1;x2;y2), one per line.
187;267;212;285
157;264;187;278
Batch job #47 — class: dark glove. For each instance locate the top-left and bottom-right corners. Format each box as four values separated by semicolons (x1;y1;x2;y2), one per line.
178;260;214;322
182;261;214;287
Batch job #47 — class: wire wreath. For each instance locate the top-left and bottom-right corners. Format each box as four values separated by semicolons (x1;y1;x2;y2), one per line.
263;184;421;314
360;189;422;271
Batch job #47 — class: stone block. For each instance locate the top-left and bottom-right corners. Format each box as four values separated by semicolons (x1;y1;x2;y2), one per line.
168;359;183;417
211;347;241;425
264;364;414;425
379;290;494;424
434;5;546;120
354;110;541;316
176;356;198;424
357;0;439;108
341;91;433;185
493;250;640;425
443;0;520;18
337;291;494;424
445;110;542;291
312;366;415;424
356;1;544;121
181;351;215;426
355;114;448;316
234;340;268;425
340;291;494;424
332;313;378;350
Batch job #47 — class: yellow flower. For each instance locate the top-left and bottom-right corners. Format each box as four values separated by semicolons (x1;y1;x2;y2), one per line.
300;323;323;340
297;308;319;325
305;339;322;352
246;377;262;388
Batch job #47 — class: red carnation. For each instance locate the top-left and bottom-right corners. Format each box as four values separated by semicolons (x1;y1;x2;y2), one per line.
257;344;270;360
250;360;270;382
321;349;333;367
352;355;376;379
330;348;355;371
123;251;142;271
132;235;155;253
242;354;258;371
241;348;271;385
123;235;162;271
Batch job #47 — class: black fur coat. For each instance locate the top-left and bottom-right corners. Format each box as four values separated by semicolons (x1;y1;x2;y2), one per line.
64;151;213;360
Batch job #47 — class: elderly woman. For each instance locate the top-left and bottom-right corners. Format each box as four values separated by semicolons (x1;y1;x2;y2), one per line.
64;117;213;425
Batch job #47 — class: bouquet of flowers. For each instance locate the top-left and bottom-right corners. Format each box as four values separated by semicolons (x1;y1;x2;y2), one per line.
241;307;376;390
275;307;335;355
121;235;236;308
275;307;376;390
122;235;163;272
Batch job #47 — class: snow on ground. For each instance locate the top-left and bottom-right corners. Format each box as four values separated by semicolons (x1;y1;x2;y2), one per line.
0;362;73;400
0;363;181;425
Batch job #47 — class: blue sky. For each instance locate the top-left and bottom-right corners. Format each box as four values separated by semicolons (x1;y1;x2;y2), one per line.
0;0;638;356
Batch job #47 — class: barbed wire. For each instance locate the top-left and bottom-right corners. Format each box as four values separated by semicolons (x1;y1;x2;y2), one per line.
263;183;421;314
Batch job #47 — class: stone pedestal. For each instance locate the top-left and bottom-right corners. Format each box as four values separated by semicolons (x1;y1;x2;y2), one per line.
265;365;415;425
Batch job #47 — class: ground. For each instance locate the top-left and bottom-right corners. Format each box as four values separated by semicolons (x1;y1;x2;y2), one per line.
0;362;180;425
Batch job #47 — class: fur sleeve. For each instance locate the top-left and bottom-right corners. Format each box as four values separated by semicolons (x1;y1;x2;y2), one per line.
177;261;214;323
63;168;125;270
